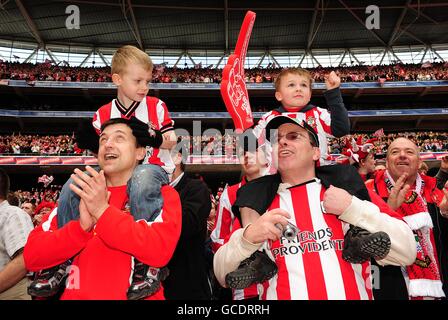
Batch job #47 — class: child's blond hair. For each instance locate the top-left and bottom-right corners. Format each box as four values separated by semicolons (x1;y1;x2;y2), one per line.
274;67;313;92
111;45;153;75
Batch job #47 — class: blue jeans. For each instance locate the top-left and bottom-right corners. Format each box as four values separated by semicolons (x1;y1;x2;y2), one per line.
57;164;168;228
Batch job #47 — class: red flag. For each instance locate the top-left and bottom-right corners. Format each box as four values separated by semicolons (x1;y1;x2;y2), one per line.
38;174;54;187
220;11;256;133
373;128;385;138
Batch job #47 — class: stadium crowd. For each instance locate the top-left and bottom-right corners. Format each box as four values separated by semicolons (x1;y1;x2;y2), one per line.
1;131;447;156
1;46;447;303
8;186;60;208
0;134;82;155
2;60;448;84
328;131;448;154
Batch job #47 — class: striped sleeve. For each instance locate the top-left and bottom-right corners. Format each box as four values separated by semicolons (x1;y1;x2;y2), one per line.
92;110;102;135
92;103;113;135
253;110;280;140
210;186;234;253
155;98;174;133
315;107;332;136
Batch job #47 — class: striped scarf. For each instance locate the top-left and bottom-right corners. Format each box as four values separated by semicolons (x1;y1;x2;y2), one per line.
384;171;445;298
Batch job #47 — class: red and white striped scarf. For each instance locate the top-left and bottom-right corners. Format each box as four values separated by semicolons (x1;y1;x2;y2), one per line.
384;170;445;298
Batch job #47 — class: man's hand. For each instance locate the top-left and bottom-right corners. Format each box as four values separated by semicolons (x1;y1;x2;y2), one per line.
322;185;353;216
387;173;410;210
69;166;109;220
79;198;95;232
439;188;448;218
243;208;290;244
324;71;341;90
0;253;27;293
440;155;448;173
32;214;43;226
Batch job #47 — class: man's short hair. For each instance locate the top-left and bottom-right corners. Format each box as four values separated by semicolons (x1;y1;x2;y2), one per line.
274;67;313;92
111;45;153;75
100;118;146;148
0;168;10;199
7;192;19;206
22;201;35;210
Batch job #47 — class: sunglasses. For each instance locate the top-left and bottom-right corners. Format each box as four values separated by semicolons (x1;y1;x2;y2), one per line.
274;131;310;143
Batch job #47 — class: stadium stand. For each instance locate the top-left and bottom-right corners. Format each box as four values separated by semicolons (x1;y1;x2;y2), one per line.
1;1;448;305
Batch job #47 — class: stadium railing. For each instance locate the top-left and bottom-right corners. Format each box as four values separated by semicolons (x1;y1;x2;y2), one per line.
2;79;448;90
1;153;447;166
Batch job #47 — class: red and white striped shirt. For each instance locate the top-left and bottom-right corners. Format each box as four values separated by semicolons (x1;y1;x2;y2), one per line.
210;178;259;300
261;179;372;300
210;182;242;253
254;107;333;167
92;96;175;174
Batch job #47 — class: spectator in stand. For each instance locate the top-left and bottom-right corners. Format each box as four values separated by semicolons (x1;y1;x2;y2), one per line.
32;201;56;227
25;45;177;300
23;118;182;300
7;192;20;207
419;162;429;175
2;60;448;84
210;145;269;300
213;117;416;300
162;148;212;300
1;131;447;156
366;137;448;299
338;136;377;181
207;196;218;237
21;201;35;218
0;168;34;299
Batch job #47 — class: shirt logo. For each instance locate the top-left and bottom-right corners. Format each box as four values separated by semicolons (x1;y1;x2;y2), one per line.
272;227;344;258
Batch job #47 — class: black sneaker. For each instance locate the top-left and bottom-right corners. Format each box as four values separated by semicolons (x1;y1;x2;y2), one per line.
225;251;278;290
27;260;72;298
342;226;391;264
127;259;169;300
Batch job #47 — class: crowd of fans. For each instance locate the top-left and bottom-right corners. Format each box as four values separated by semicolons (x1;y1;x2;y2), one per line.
6;184;61;226
0;134;83;155
8;181;224;230
6;129;447;230
2;60;448;84
328;131;448;154
0;61;110;82
1;131;447;156
9;185;61;207
0;129;446;225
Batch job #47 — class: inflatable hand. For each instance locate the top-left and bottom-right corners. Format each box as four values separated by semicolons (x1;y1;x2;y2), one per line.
220;11;256;133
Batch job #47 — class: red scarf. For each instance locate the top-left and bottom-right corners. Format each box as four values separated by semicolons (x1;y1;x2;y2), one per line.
382;170;445;298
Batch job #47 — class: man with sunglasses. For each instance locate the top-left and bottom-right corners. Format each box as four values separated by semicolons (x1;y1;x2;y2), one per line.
213;115;416;299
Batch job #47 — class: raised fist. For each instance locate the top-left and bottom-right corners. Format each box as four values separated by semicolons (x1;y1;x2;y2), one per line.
322;185;353;216
324;71;341;90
